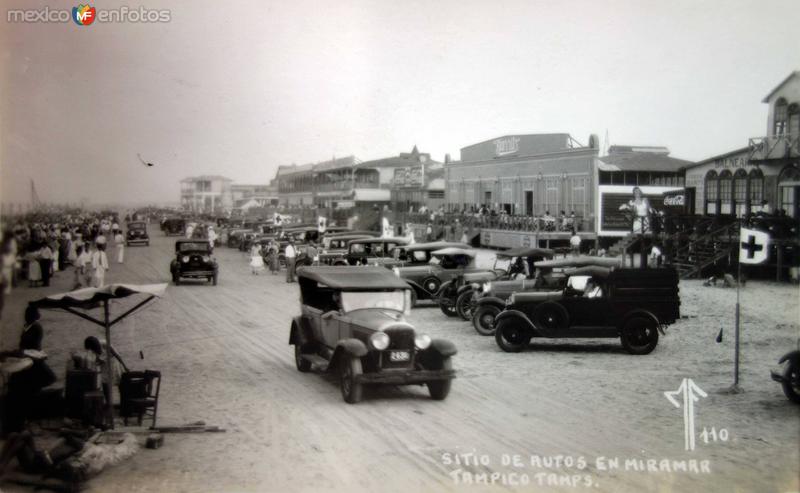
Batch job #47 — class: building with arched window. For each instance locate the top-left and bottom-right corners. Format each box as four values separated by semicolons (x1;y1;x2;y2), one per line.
685;71;799;218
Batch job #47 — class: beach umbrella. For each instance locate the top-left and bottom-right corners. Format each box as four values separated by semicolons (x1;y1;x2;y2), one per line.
29;283;167;428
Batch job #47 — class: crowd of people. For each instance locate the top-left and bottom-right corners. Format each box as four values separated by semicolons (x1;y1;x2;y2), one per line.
0;210;130;299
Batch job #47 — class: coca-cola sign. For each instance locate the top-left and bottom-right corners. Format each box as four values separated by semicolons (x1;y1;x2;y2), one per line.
664;195;685;207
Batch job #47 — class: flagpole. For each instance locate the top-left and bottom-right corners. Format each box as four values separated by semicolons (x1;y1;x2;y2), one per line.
733;254;741;390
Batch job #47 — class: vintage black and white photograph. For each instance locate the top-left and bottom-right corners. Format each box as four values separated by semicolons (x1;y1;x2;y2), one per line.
0;0;798;491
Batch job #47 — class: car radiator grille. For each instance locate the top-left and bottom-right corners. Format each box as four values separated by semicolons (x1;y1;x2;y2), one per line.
381;328;415;369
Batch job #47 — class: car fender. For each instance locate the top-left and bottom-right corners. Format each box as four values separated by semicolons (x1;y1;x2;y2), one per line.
475;296;506;311
404;279;427;297
288;316;313;346
778;350;800;365
328;338;368;373
621;309;661;333
417;339;458;368
495;310;537;335
456;284;478;297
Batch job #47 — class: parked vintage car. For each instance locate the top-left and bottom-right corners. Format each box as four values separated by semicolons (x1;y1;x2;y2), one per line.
289;266;457;403
392;247;492;311
162;218;186;236
226;228;253;249
318;234;376;266
771;340;800;403
125;221;150;246
430;248;509;317
493;265;680;354
388;241;471;268
170;240;219;285
470;253;621;335
345;237;410;266
321;230;379;251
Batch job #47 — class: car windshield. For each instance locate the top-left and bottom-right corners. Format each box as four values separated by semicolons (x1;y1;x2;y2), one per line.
129;223;146;230
179;242;210;253
340;290;406;313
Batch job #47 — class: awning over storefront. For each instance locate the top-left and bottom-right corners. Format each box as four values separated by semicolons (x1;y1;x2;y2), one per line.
353;189;391;202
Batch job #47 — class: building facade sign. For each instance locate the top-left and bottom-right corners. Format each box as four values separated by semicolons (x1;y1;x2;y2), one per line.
596;185;683;237
393;167;423;188
493;137;521;157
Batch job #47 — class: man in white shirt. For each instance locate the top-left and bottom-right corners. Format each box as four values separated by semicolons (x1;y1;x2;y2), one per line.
91;238;109;287
285;240;297;283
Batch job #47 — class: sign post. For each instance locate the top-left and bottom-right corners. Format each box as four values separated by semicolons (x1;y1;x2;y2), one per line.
730;227;770;392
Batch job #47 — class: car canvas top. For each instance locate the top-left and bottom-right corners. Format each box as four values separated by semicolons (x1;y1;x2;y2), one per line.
496;247;555;259
534;256;621;269
431;247;476;258
403;241;469;252
298;266;411;291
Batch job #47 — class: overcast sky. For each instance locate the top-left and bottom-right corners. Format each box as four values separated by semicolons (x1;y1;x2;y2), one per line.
1;0;798;206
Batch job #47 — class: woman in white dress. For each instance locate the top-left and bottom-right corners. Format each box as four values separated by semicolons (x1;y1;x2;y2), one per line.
90;238;109;287
249;244;264;275
619;187;654;234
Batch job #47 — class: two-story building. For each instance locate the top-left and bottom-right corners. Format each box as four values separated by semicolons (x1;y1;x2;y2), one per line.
685;71;800;218
445;133;599;224
180;175;233;213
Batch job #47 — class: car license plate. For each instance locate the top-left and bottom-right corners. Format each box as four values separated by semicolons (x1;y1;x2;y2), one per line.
389;351;410;362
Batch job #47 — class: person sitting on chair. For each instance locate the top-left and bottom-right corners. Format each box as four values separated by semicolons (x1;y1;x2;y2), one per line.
73;336;123;406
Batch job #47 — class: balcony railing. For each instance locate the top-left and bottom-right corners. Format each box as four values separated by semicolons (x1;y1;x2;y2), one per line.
748;134;800;162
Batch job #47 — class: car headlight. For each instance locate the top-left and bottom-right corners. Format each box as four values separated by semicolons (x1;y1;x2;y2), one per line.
370;332;390;351
483;282;491;293
202;255;210;263
182;256;190;263
415;334;432;350
392;267;400;277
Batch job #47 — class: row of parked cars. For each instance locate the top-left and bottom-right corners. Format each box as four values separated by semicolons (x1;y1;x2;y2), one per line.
279;230;682;404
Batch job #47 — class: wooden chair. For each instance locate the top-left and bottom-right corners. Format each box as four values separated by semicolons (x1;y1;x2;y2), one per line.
119;370;161;428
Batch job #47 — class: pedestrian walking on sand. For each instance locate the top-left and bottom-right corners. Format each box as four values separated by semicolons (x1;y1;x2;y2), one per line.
114;231;125;264
90;237;109;287
249;244;265;275
285;240;297;283
267;240;280;274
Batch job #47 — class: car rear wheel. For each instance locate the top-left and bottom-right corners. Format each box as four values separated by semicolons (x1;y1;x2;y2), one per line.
620;316;659;355
294;344;312;372
340;356;363;404
426;357;452;401
456;290;476;321
495;319;531;353
473;305;501;336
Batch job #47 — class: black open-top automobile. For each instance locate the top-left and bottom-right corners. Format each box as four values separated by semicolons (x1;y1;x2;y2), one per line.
162;218;186;236
170;240;218;286
126;221;150;246
494;264;680;355
289;266;457;403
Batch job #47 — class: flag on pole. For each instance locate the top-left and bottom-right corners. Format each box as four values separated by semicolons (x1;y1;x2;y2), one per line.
739;227;769;264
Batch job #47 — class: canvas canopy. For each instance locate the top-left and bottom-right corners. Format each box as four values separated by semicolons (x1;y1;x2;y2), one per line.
298;266;410;290
534;256;621;269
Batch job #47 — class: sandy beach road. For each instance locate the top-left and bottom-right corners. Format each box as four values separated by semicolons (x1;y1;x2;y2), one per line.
1;225;797;492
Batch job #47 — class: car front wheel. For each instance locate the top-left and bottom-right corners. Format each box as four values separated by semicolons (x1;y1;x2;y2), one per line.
473;305;501;336
495;319;531;353
294;344;312;372
456;290;476;321
427;357;452;400
780;361;800;403
212;273;218;286
340;356;363;404
439;300;458;317
620;316;659;355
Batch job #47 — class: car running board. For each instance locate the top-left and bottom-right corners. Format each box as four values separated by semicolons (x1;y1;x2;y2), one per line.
301;354;330;371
